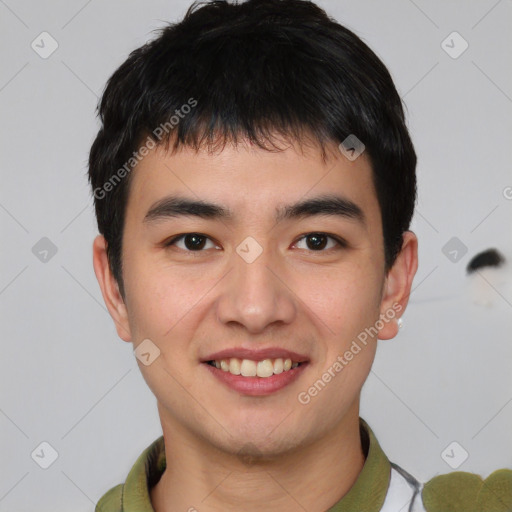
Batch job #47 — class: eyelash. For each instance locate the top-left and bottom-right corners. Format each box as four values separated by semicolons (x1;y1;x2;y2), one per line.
163;232;347;252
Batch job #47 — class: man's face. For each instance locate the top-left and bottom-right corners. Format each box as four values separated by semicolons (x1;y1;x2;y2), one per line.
109;139;393;456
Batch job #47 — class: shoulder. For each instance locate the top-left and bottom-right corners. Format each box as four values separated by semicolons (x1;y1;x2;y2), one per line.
419;468;512;512
95;483;123;512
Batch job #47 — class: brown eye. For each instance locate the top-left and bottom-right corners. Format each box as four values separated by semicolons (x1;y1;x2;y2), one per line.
306;233;328;250
294;233;345;251
182;234;207;250
166;233;219;251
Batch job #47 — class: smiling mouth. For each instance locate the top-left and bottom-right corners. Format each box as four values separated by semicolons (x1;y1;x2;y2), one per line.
205;357;305;378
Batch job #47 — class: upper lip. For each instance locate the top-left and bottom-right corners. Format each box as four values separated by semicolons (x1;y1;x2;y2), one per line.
201;347;310;363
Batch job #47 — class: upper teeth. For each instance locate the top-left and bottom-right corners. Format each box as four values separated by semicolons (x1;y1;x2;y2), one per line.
211;358;300;378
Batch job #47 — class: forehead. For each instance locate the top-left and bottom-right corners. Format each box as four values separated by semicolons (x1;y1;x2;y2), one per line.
126;139;381;232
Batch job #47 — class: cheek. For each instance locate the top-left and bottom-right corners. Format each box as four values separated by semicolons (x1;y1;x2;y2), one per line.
294;261;382;332
123;256;220;343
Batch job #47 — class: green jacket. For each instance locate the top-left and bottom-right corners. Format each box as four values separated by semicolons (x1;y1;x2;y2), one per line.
95;418;511;512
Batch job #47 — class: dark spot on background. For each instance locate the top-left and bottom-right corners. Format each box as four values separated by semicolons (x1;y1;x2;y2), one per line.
466;248;505;274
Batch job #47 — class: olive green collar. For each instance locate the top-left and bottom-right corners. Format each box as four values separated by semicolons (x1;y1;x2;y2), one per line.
123;433;166;512
326;417;391;511
122;417;391;511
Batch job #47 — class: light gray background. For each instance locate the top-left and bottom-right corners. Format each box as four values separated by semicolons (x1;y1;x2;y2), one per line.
1;0;511;510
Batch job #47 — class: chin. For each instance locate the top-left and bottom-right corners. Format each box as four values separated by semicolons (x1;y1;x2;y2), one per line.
200;414;307;458
227;431;305;461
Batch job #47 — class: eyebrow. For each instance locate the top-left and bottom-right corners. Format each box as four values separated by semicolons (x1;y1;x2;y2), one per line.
143;194;366;226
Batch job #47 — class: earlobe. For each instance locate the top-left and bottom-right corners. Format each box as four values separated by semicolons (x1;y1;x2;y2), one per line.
92;235;132;342
377;231;418;340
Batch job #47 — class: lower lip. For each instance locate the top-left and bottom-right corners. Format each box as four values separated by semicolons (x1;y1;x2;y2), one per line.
202;362;308;396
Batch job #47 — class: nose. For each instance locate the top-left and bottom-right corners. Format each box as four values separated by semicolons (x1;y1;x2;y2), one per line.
215;246;297;334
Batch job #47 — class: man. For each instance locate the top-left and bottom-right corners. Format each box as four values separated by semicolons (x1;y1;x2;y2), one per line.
89;0;511;510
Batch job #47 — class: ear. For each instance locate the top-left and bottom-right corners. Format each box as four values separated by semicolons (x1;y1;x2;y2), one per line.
92;235;132;342
377;231;418;340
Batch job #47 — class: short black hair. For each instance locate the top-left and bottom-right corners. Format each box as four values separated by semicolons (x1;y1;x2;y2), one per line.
88;0;417;298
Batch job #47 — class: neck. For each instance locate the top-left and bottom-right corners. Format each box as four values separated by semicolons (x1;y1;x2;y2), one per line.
151;403;366;512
